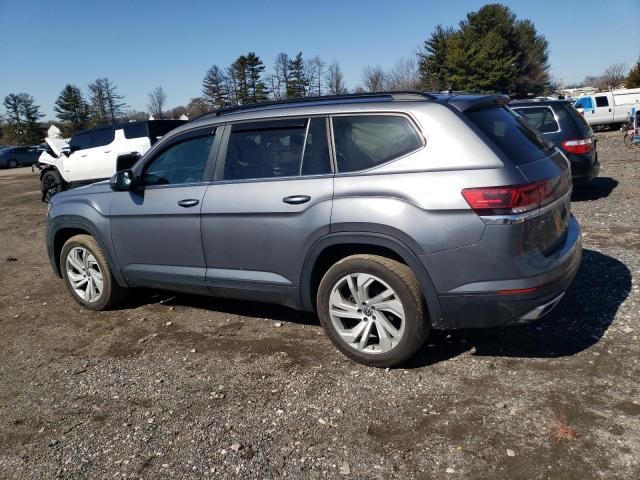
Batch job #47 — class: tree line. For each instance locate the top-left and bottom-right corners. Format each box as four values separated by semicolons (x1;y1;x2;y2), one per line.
2;3;639;146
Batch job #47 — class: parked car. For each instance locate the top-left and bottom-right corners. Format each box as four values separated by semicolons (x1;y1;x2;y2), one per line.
0;145;44;168
573;87;640;128
511;99;599;184
46;92;582;367
38;120;186;201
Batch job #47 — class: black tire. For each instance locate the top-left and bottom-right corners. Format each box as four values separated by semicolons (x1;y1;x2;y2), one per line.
42;170;65;202
316;254;430;367
7;159;18;168
60;234;127;311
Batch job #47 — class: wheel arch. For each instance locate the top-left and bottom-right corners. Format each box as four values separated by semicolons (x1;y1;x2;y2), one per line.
300;233;442;326
48;217;128;287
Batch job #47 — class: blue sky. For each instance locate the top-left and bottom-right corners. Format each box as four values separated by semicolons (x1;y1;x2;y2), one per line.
1;0;638;119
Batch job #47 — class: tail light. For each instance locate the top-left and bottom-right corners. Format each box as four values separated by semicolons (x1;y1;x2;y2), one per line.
561;138;592;155
462;178;561;216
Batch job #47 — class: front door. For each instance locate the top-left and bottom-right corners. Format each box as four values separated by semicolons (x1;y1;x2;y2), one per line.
110;128;219;293
200;117;334;302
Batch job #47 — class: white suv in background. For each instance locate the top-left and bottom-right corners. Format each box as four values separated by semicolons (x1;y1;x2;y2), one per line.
39;120;185;201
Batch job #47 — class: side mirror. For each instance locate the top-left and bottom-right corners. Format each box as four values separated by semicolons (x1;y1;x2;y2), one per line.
110;169;136;191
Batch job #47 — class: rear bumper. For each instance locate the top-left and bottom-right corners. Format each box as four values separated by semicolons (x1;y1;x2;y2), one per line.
569;151;599;184
435;215;582;329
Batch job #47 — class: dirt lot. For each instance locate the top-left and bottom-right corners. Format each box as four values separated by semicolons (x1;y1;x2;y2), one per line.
0;132;639;479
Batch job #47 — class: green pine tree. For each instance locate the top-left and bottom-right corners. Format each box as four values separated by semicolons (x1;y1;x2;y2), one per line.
54;84;89;135
286;52;308;98
202;65;229;108
626;57;640;88
3;93;43;145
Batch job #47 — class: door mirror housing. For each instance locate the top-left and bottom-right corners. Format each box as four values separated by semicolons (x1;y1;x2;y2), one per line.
110;169;136;191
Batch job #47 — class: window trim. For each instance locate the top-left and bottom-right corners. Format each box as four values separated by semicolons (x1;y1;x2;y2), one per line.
511;105;562;134
133;126;220;189
329;112;426;175
211;115;334;184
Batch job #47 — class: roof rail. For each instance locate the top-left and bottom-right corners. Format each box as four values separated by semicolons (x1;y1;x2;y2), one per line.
193;91;436;121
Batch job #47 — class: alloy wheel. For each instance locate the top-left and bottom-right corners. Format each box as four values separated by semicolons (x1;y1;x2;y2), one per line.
328;273;405;354
65;247;103;302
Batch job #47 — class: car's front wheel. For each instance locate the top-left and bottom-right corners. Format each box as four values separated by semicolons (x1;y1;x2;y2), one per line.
8;159;18;168
42;170;65;202
60;234;127;310
317;254;430;367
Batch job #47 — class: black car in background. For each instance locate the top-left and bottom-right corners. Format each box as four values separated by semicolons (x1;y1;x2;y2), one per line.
0;145;44;168
511;99;599;184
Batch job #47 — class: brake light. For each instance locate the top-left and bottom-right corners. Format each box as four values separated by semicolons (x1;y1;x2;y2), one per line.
462;179;557;216
561;138;592;155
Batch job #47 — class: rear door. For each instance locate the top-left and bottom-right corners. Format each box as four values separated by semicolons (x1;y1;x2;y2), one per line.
200;117;333;298
110;127;219;293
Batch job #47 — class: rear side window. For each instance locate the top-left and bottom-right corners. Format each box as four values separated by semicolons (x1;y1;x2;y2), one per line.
148;121;187;144
467;107;555;165
513;107;559;134
595;96;609;107
91;127;115;148
123;123;148;139
332;115;422;173
223;118;331;180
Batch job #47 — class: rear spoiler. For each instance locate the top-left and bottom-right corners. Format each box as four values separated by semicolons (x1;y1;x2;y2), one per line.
444;94;511;112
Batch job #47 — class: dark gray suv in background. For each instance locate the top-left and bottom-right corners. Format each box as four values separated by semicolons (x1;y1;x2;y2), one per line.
46;92;582;367
511;99;599;184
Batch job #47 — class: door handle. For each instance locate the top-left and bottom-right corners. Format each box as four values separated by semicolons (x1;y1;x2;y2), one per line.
178;199;200;208
104;150;111;153
283;195;311;205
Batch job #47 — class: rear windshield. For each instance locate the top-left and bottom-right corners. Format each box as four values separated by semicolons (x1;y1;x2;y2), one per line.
466;107;556;165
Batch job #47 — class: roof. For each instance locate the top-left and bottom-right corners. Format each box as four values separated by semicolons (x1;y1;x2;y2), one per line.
186;91;511;129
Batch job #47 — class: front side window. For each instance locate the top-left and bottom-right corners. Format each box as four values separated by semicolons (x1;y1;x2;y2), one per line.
223;118;331;180
332;115;422;173
91;127;115;148
574;97;593;110
142;132;215;186
70;132;91;151
595;96;609;107
513;107;560;133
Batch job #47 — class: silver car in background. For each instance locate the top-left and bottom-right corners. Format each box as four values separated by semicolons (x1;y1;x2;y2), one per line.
46;92;582;367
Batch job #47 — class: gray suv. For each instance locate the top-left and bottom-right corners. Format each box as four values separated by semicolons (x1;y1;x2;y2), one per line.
46;92;582;367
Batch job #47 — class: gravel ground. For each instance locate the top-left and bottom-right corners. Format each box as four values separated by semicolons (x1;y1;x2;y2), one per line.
0;132;639;479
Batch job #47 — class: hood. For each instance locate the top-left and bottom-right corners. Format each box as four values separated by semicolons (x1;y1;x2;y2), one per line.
45;137;69;158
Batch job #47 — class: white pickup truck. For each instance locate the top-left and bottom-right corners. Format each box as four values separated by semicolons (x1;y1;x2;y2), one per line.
573;88;640;128
38;120;185;201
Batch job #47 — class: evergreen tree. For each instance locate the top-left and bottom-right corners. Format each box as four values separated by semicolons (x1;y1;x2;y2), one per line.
417;4;550;97
418;25;455;91
88;78;126;125
202;65;229;108
231;55;249;104
245;52;268;103
3;93;43;145
627;57;640;88
287;52;308;98
54;84;89;134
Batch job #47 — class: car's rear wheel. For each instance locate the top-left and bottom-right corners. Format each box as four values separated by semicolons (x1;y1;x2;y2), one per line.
7;159;18;168
60;234;127;311
42;170;64;202
317;254;430;367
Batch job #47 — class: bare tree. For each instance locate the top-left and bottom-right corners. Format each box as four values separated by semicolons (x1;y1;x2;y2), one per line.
601;63;627;90
325;60;347;95
89;78;126;125
362;65;386;92
305;55;325;96
147;86;167;118
271;53;290;100
385;57;420;91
